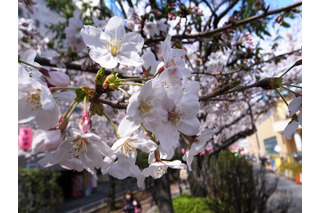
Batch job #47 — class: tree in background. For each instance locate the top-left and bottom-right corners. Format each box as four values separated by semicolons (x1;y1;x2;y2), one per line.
18;0;302;212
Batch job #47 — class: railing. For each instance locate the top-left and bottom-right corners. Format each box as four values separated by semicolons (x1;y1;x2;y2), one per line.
66;197;108;213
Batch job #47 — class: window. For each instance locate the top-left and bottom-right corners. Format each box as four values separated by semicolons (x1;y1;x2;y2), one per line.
264;136;278;154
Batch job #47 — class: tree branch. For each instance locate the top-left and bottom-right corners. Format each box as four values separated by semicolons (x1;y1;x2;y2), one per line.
97;98;128;109
212;126;256;154
145;1;302;44
34;56;140;79
213;0;239;29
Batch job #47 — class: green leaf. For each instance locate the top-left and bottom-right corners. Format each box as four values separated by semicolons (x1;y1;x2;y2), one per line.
75;88;88;103
281;22;291;28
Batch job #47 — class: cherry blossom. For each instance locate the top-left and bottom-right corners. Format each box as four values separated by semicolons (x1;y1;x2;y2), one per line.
80;16;144;69
182;129;214;171
39;128;114;177
151;85;200;153
16;1;303;191
32;129;64;153
143;17;168;37
19;49;70;87
65;10;86;52
282;96;302;140
143;22;157;37
161;35;188;71
111;133;158;162
18;49;43;80
93;16;109;29
18;64;61;130
102;161;145;188
288;96;302;122
138;50;161;76
118;79;166;137
142;160;187;179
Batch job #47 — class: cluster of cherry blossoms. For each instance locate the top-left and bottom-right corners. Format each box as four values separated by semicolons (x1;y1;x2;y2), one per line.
18;15;214;188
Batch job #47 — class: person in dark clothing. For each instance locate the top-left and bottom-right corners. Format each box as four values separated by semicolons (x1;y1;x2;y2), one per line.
122;190;141;213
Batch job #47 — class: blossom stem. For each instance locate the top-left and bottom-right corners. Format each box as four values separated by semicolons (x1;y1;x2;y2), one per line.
119;82;144;86
118;87;131;97
102;111;120;138
275;88;288;106
111;68;115;75
66;101;80;119
179;131;196;144
83;96;87;111
53;87;79;91
118;78;148;82
281;84;302;89
140;124;156;142
280;85;297;95
19;59;41;70
279;62;299;78
63;101;76;118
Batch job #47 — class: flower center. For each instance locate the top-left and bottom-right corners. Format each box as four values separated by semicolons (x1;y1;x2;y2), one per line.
107;36;123;57
156;165;167;177
120;140;136;157
24;65;33;77
25;89;41;111
74;136;89;154
168;111;180;122
168;110;184;126
139;101;154;116
165;58;176;68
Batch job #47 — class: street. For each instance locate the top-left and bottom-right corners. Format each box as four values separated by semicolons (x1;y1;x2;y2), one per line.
253;164;302;213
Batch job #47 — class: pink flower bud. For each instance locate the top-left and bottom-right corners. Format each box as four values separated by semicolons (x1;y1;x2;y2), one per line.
199;150;205;156
19;127;32;150
181;148;186;154
79;110;92;133
45;69;70;87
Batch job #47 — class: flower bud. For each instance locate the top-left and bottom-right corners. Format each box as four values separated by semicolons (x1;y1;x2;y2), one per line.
95;67;106;86
181;148;186;155
18;127;33;150
45;69;70;87
103;73;120;91
79;110;92;133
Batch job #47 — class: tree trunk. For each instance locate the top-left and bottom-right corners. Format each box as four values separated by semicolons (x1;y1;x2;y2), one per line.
188;155;208;197
106;175;115;211
154;173;174;213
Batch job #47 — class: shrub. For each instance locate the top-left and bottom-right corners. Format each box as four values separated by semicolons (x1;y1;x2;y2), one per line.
18;167;63;213
172;194;233;213
279;162;302;176
207;151;256;213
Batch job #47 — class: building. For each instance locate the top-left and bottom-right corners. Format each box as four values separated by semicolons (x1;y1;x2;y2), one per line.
246;99;302;159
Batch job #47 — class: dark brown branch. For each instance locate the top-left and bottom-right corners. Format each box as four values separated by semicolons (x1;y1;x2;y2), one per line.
34;56;140;79
213;0;239;29
212;126;256;154
145;1;302;44
116;0;127;19
35;56;100;74
199;81;259;101
193;49;301;77
98;98;128;109
213;0;229;13
214;109;249;136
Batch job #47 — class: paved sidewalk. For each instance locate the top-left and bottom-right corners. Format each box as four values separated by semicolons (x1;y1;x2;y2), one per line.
107;181;190;213
144;182;190;213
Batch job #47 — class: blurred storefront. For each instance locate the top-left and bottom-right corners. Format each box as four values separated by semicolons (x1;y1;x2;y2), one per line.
246;100;302;159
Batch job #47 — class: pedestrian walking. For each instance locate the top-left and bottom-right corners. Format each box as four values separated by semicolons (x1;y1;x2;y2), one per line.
122;190;142;213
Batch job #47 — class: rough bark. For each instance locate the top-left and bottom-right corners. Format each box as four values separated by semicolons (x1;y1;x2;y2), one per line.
106;175;115;211
154;173;174;213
